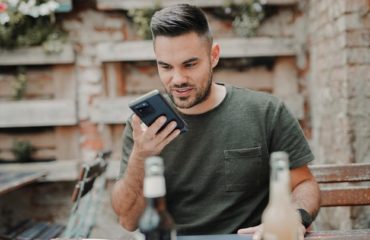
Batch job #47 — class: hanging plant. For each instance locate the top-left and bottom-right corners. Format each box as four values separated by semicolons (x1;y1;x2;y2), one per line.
0;0;67;51
127;2;160;40
214;0;265;38
12;66;27;100
12;140;34;162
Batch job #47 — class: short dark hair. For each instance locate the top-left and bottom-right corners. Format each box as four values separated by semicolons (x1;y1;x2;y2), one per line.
150;4;212;42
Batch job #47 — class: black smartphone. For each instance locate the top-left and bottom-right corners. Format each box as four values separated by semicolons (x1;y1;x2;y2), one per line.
129;90;188;134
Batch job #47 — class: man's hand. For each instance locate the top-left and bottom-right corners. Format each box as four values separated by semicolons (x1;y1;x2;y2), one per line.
237;223;306;240
131;114;180;160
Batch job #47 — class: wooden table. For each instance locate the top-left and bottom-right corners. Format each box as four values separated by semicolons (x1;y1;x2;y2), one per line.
0;170;47;196
177;229;370;240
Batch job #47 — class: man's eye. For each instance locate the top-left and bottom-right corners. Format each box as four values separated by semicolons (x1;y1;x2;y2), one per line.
185;62;196;68
161;64;171;70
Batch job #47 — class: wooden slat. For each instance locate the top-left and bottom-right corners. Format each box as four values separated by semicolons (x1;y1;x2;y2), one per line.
97;38;295;62
320;186;370;207
0;148;56;161
0;99;77;128
90;96;138;124
305;229;370;240
0;160;121;182
55;126;80;161
0;44;75;66
0;171;47;195
310;163;370;183
0;130;55;149
0;74;54;99
97;0;297;10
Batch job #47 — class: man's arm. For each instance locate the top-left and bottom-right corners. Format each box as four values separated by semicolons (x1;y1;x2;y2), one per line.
290;164;321;223
111;115;180;231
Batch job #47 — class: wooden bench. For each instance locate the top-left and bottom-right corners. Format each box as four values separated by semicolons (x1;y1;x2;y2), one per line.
0;150;111;240
310;163;370;207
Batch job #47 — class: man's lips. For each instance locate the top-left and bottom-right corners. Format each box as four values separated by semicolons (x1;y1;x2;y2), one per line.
172;87;193;97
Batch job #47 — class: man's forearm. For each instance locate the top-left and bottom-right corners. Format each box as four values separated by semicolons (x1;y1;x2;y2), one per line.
111;156;146;231
292;177;321;219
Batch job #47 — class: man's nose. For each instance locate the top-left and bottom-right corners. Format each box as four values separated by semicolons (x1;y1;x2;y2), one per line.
172;70;187;84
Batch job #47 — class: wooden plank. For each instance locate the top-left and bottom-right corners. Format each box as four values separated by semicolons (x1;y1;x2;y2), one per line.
0;171;47;195
0;73;54;99
55;126;80;161
97;0;297;10
0;44;75;66
0;149;56;161
0;160;121;182
53;65;77;99
90;96;138;124
310;163;370;183
320;186;370;207
214;67;273;92
0;130;55;149
305;229;370;240
0;99;77;128
97;38;295;62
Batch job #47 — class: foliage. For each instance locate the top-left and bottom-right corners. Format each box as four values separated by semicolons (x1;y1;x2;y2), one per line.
12;66;27;100
217;0;265;37
12;140;34;162
127;1;160;40
0;0;66;51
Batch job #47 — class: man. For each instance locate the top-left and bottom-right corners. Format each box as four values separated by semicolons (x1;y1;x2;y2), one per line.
112;4;320;239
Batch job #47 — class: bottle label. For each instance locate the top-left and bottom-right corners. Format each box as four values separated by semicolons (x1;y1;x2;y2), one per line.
144;176;166;198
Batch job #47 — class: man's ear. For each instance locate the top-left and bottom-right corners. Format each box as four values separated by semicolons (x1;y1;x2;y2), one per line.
210;43;220;68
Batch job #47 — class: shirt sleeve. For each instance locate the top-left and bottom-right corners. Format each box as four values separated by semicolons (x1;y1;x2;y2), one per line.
118;118;134;179
269;100;314;168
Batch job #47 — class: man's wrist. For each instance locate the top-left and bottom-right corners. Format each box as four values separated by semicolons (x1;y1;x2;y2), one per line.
297;208;313;229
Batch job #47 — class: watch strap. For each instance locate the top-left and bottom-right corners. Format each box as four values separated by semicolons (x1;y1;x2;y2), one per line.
297;208;313;228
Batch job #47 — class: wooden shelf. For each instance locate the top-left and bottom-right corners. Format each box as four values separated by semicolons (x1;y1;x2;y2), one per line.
91;96;138;124
0;44;75;66
97;0;297;10
0;99;77;128
0;160;121;182
97;37;295;62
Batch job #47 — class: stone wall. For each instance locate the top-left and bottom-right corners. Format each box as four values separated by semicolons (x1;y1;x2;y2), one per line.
308;0;370;229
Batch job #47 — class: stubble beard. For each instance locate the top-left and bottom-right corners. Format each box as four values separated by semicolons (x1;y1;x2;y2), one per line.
168;71;213;109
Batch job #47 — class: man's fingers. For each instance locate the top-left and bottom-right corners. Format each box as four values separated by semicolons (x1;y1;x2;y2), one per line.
146;116;167;136
237;226;260;234
157;129;181;150
132;114;143;133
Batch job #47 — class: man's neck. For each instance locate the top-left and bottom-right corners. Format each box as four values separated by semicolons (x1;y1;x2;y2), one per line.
177;83;226;115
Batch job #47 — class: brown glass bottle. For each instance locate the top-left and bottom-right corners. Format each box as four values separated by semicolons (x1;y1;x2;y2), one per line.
262;151;300;240
139;156;176;240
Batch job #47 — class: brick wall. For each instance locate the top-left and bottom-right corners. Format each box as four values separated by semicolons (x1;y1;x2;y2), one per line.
308;0;370;229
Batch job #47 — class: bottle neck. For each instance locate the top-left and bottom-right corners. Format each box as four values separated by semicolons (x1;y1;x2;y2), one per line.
269;159;291;203
146;197;167;212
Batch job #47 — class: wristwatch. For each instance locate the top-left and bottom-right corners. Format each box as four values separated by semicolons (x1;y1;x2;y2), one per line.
297;208;313;228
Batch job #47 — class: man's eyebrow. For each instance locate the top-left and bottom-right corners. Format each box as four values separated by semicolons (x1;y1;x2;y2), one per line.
183;57;199;65
157;60;170;66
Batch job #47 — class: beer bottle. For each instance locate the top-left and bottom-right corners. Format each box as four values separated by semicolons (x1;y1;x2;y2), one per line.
139;156;176;240
261;151;300;240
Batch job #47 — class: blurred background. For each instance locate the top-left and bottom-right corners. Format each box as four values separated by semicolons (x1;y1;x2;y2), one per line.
0;0;369;239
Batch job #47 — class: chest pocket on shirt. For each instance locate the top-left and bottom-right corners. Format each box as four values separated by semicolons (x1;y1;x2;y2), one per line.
224;146;262;192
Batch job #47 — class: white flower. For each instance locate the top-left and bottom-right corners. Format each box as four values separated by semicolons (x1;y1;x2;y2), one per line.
7;0;19;8
0;13;10;25
47;1;59;11
39;3;50;16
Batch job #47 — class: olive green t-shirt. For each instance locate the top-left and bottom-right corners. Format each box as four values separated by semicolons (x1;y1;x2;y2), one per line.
120;85;314;235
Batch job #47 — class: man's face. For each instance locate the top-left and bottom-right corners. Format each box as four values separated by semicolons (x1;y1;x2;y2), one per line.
153;32;218;109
